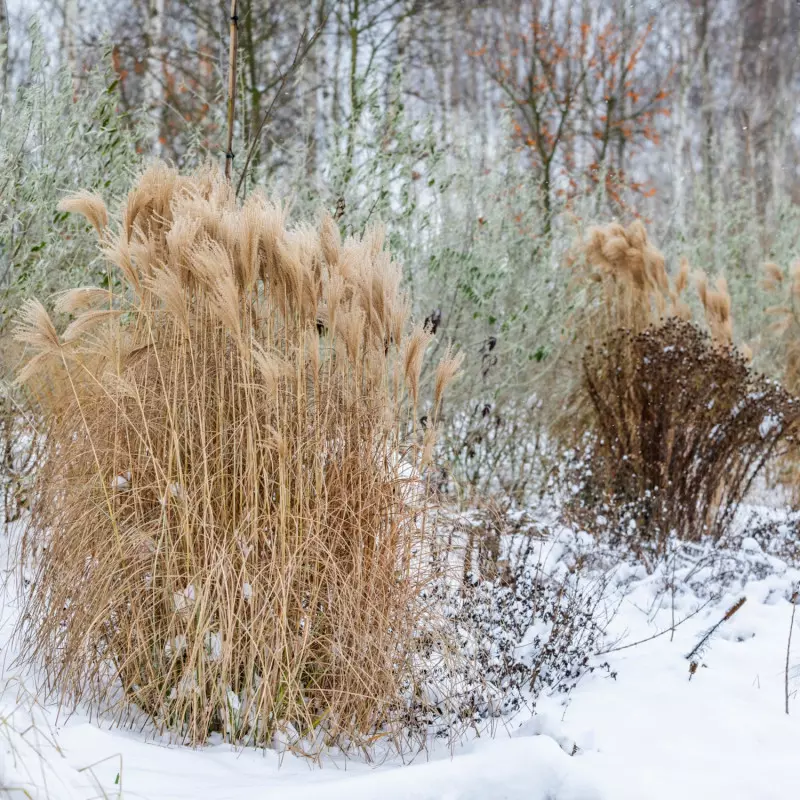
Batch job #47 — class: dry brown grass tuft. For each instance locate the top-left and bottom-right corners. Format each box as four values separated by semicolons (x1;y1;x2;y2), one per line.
571;220;682;337
763;260;800;395
15;164;460;756
554;221;751;441
571;220;740;346
553;223;789;559
694;270;733;346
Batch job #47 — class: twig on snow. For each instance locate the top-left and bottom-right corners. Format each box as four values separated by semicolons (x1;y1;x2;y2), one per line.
786;588;798;715
685;596;746;678
597;596;716;656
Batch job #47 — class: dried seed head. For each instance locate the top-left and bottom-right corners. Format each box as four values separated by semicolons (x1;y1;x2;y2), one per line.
54;287;113;316
433;345;464;420
59;191;109;237
762;261;784;292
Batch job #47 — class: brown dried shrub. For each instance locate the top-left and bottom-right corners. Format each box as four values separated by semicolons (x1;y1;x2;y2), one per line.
568;318;800;554
554;221;747;445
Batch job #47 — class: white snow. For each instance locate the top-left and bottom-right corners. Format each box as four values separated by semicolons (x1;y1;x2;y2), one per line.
2;511;800;799
760;414;783;438
110;471;131;490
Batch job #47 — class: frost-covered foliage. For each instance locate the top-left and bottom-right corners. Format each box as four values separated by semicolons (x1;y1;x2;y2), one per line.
658;180;800;372
0;22;143;334
0;23;143;523
446;560;607;723
401;519;609;742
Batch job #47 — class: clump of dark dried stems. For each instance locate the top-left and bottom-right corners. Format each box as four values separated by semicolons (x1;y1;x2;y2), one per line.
13;164;464;756
561;222;800;558
400;510;609;742
451;557;607;725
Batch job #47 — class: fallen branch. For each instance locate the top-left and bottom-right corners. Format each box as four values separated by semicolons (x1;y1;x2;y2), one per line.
596;596;717;656
685;596;746;677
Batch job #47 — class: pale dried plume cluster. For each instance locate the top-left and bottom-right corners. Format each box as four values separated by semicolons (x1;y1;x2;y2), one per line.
577;220;738;345
14;164;462;755
763;260;800;394
577;220;691;336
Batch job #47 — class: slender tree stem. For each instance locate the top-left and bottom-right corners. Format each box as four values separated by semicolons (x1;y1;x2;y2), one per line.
235;24;324;198
225;0;239;182
0;0;7;119
787;589;798;714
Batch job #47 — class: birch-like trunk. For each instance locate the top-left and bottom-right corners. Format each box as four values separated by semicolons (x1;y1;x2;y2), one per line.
0;0;8;113
144;0;166;155
61;0;78;90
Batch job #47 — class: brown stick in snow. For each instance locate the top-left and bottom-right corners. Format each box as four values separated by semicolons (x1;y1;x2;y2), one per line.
685;596;746;670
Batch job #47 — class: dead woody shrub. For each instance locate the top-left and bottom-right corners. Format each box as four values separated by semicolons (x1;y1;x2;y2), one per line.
554;221;749;440
572;318;799;554
14;164;462;756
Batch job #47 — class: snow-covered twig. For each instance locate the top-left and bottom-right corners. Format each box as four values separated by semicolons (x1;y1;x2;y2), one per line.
597;597;716;656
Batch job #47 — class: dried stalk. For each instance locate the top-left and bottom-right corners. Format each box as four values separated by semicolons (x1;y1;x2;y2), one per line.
235;23;324;197
686;596;746;675
15;164;463;757
787;589;798;714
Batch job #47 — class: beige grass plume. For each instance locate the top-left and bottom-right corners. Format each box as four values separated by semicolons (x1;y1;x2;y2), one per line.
695;270;733;345
17;163;457;758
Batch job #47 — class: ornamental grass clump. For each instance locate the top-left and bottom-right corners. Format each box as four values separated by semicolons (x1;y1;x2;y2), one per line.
14;164;461;755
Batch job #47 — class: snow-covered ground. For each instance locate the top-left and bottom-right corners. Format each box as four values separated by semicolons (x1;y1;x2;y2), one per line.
2;510;800;799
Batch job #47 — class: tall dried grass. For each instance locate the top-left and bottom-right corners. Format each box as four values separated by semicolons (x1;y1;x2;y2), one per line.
763;260;800;394
553;222;795;557
760;259;800;497
570;220;690;338
14;164;461;755
570;219;740;344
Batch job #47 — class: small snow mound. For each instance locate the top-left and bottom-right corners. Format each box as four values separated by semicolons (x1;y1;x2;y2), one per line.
110;470;131;490
741;537;762;553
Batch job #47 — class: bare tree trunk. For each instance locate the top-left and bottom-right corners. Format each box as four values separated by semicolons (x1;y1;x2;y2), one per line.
225;0;239;181
345;0;360;184
143;0;166;155
0;0;8;114
672;2;698;238
61;0;78;90
332;0;342;131
303;0;325;180
697;0;715;207
764;0;796;218
241;0;262;174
